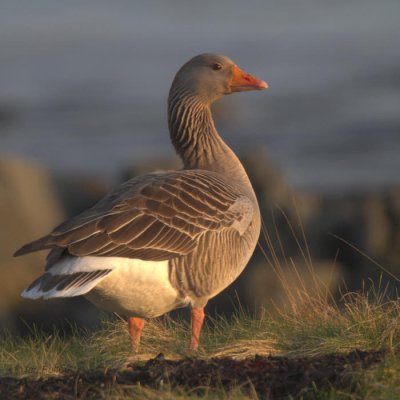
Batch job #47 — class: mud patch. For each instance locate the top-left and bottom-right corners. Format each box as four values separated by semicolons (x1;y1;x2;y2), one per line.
0;349;387;399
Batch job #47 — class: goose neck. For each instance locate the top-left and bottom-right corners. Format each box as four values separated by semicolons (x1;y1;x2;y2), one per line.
168;89;249;185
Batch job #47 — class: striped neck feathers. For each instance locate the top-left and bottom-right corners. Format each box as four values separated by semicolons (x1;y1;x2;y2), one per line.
168;85;247;182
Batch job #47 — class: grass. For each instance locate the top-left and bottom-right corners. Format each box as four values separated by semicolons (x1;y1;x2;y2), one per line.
1;212;399;398
1;287;399;398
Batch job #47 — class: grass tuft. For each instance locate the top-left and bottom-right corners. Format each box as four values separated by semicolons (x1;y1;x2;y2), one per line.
1;209;399;398
1;287;398;378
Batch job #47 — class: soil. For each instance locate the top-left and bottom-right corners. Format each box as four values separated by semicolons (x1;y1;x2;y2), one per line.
0;349;387;399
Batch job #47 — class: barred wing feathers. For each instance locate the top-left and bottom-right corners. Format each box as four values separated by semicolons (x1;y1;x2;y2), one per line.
15;170;254;266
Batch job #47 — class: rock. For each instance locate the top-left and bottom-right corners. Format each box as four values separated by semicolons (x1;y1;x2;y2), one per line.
386;187;400;268
0;158;63;328
363;196;390;259
388;187;400;216
242;152;320;260
242;259;343;311
0;158;101;333
51;173;109;217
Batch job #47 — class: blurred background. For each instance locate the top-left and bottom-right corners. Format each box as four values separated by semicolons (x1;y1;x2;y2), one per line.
1;0;399;334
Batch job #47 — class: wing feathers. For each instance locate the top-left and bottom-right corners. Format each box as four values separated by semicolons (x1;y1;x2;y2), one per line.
15;170;254;265
53;223;101;245
69;233;110;255
109;214;156;243
14;237;53;257
98;209;142;233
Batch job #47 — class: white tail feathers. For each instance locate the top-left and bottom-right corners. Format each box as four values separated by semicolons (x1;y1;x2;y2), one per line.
21;269;112;300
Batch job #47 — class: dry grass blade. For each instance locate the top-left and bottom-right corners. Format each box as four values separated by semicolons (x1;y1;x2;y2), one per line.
330;233;400;284
210;339;277;359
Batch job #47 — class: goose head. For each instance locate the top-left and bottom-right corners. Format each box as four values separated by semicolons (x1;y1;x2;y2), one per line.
171;53;268;104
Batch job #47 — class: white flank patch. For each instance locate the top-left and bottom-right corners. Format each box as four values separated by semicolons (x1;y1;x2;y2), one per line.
21;256;177;316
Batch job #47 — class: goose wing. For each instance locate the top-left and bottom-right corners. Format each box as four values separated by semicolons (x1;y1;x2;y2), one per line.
15;170;254;267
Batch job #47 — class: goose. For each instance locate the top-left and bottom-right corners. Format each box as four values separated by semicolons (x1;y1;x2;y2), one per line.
15;53;268;350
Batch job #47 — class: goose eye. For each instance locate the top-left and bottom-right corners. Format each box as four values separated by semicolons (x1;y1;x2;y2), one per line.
212;63;222;71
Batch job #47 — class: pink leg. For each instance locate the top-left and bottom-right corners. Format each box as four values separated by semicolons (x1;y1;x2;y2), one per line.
128;317;145;352
189;307;205;350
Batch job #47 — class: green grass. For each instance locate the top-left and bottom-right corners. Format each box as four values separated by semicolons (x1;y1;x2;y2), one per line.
1;216;399;398
1;288;399;399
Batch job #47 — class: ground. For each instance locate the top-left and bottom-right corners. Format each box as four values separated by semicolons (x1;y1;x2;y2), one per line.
0;349;390;399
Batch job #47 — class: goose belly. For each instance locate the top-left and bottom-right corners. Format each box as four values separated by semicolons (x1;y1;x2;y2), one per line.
85;258;183;318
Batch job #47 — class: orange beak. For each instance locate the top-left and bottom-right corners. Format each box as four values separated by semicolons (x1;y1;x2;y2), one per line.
230;64;268;92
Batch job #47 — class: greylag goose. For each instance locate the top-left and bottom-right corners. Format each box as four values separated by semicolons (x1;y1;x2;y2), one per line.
15;53;268;350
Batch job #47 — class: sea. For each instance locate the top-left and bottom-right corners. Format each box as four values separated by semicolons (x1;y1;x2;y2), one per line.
0;0;399;193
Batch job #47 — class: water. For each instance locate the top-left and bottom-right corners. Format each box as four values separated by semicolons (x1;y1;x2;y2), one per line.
0;0;399;192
